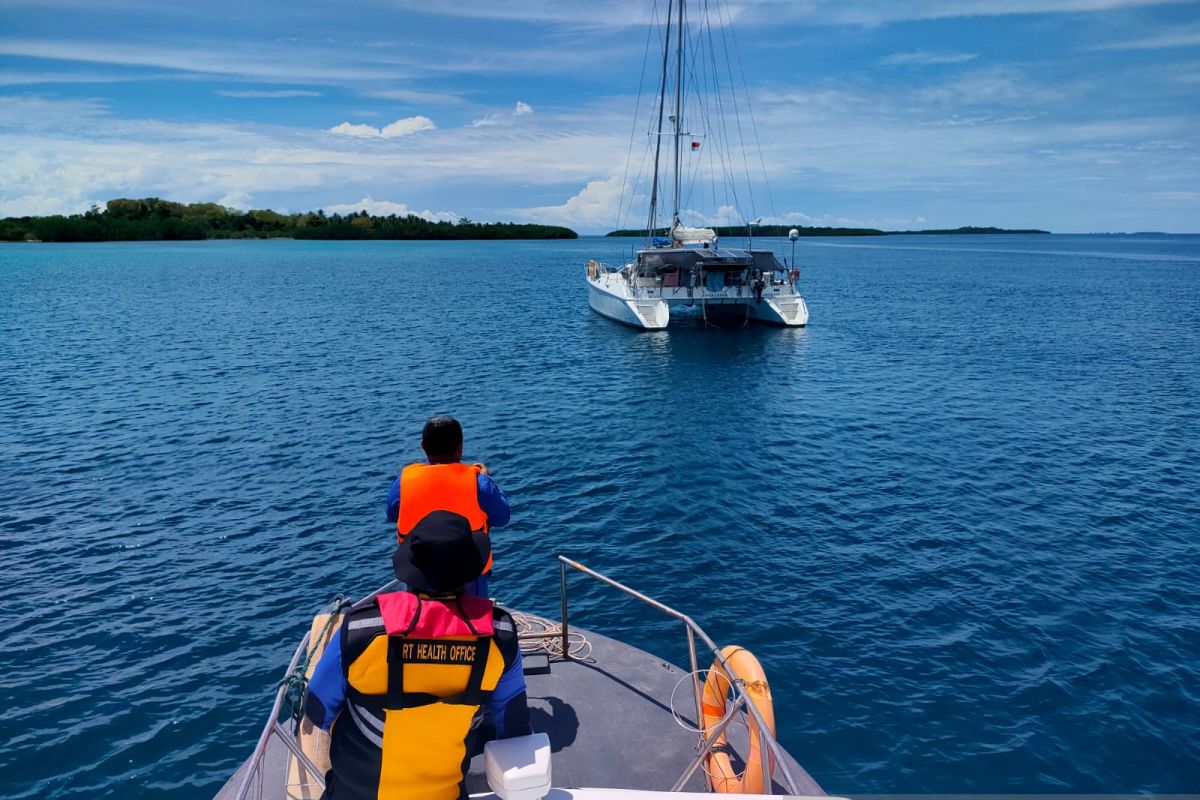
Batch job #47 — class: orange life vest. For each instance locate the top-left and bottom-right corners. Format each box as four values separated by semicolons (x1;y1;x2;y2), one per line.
397;463;492;572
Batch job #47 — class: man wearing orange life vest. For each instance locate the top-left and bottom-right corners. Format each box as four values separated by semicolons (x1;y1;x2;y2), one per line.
386;416;510;597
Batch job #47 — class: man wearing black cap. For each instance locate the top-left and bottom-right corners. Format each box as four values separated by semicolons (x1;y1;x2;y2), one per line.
304;511;530;800
386;415;511;598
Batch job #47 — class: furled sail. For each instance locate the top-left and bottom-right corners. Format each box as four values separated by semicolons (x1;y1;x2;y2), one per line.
670;224;718;247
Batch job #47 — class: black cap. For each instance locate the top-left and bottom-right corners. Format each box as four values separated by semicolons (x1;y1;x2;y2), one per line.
392;510;491;594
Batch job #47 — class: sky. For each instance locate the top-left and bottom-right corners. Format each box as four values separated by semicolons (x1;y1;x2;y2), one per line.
1;0;1198;233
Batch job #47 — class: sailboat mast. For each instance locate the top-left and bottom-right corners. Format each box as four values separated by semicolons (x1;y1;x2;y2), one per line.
646;0;674;244
672;0;684;226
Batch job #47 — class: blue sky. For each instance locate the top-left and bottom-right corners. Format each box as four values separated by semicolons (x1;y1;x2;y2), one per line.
1;0;1198;233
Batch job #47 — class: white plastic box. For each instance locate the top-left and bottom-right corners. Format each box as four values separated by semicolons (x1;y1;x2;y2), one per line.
483;732;552;800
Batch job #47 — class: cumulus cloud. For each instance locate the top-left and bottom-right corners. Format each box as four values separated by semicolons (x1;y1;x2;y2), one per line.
327;122;384;138
515;101;533;115
327;115;436;138
381;116;437;136
508;176;626;230
323;196;459;222
218;190;253;210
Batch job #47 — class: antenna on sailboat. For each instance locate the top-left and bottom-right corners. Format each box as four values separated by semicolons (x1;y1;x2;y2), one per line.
747;217;763;249
789;227;799;269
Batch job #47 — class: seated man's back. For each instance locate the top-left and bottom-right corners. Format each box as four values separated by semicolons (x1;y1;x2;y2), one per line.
304;513;529;800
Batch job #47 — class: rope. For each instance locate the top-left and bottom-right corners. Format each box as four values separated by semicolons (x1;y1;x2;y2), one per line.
280;595;348;732
511;611;593;661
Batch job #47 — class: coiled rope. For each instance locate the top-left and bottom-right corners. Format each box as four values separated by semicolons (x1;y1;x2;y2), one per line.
511;610;593;661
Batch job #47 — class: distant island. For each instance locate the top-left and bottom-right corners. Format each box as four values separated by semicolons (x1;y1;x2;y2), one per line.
888;226;1050;235
607;224;885;237
606;224;1050;237
0;198;578;242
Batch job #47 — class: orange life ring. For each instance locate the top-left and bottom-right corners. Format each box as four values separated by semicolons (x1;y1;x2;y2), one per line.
700;645;776;794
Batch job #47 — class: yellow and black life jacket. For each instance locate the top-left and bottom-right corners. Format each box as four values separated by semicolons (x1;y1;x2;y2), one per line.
327;591;508;800
397;462;492;573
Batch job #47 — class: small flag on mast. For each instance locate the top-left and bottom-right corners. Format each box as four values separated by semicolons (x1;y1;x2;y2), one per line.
691;140;701;151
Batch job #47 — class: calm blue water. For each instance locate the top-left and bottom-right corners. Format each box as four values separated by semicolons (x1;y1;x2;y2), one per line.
2;235;1198;797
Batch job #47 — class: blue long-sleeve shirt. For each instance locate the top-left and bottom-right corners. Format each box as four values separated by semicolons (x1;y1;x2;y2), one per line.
386;462;511;528
304;623;529;738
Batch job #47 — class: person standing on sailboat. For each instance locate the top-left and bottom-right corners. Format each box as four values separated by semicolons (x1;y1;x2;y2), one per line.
387;416;510;597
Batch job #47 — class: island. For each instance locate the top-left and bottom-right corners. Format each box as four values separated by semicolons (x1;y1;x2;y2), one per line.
0;198;578;242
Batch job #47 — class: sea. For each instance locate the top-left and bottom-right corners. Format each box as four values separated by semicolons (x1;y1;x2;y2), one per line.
1;234;1197;798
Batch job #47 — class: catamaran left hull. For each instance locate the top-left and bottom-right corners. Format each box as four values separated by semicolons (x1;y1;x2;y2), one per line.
588;276;670;330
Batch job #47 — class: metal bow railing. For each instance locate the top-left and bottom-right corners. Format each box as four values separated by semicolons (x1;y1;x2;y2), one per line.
233;560;820;797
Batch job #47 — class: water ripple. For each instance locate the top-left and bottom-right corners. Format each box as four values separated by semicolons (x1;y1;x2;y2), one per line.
1;236;1198;798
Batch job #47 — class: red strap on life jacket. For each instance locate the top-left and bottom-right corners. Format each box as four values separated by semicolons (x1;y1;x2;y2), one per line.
377;591;494;638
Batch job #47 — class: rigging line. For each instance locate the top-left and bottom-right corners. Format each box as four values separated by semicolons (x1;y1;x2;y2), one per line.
672;0;685;225
723;5;778;223
679;10;708;218
620;133;656;235
693;9;721;220
704;0;743;221
647;0;675;241
715;0;757;222
703;1;738;223
616;0;661;233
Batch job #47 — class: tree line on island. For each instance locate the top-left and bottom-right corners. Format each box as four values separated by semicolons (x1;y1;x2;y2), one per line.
0;198;578;242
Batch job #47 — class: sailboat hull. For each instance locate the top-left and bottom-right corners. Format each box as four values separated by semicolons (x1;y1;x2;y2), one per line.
587;276;670;330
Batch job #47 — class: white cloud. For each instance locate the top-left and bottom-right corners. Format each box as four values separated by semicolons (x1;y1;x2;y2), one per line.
327;116;436;138
0;37;407;84
362;88;466;105
0;95;111;130
217;89;321;98
1091;27;1200;50
327;122;382;138
0;193;97;218
507;176;626;230
915;66;1072;107
380;116;436;137
322;197;458;222
0;70;147;86
218;190;252;209
798;0;1197;27
368;0;1194;28
680;204;744;227
879;50;978;66
469;101;535;128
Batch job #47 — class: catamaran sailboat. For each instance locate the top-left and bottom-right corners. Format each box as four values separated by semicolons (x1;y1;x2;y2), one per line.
586;1;809;331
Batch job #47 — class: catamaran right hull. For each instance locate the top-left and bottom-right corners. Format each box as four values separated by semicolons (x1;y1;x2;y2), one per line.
705;294;810;327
